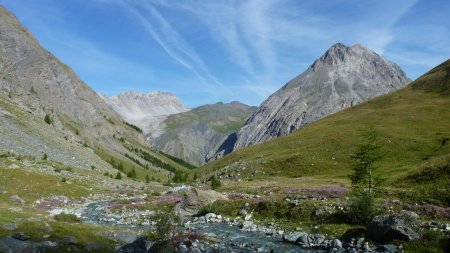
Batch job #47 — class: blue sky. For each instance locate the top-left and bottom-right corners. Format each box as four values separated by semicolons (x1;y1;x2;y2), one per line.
1;0;449;107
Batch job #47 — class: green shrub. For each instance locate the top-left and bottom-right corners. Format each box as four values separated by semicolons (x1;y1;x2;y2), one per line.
172;170;188;183
152;213;179;241
44;114;52;125
115;172;122;180
124;121;143;133
54;213;82;223
126;167;137;179
42;153;48;160
348;190;377;224
211;177;221;189
147;191;161;197
198;203;218;216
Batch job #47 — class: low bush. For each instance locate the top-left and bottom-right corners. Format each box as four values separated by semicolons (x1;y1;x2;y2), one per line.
211;177;221;189
54;213;82;223
149;213;179;241
198;203;218;216
348;190;378;224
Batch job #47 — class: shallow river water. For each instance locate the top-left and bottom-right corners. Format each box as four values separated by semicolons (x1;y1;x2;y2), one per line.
81;202;324;253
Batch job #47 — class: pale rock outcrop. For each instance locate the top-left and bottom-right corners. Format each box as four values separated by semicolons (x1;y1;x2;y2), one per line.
173;188;228;216
101;91;189;139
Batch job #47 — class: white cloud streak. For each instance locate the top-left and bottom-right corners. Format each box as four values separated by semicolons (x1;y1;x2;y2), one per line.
116;0;224;87
92;0;422;100
17;0;449;105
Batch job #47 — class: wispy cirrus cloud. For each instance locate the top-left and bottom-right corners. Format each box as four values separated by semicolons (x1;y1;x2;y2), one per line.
3;0;448;107
115;0;224;88
93;0;431;101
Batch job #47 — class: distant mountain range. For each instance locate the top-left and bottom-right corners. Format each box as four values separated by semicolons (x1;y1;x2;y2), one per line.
101;91;189;140
104;92;257;166
210;43;410;160
105;44;411;166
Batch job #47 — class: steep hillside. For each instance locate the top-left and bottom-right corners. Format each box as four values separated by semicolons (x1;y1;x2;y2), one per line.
0;5;189;181
212;43;410;159
198;59;450;204
152;102;257;166
101;91;189;139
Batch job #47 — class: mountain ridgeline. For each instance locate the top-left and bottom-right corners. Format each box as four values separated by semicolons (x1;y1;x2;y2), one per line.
151;101;257;166
101;91;189;140
103;90;257;166
0;6;190;179
210;43;411;160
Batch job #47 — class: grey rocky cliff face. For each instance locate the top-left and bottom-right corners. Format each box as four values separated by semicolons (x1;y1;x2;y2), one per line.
0;6;134;138
0;6;150;168
212;43;410;159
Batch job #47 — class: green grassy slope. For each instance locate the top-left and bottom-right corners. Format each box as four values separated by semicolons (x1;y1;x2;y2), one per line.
164;102;257;134
198;59;450;203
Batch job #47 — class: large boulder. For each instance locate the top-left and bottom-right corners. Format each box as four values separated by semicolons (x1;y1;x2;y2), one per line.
173;188;228;216
0;236;57;253
283;231;306;243
367;211;421;242
148;240;176;253
10;195;25;205
115;237;153;253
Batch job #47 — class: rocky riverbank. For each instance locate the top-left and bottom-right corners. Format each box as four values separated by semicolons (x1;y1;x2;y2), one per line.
1;185;448;253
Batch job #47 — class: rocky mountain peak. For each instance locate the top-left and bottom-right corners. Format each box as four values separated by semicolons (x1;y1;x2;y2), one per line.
104;91;188;120
102;90;189;138
211;43;411;160
311;43;377;71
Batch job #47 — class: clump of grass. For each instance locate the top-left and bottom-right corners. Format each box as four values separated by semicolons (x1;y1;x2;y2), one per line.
115;199;132;205
54;213;82;223
147;191;161;197
404;230;450;253
198;203;219;216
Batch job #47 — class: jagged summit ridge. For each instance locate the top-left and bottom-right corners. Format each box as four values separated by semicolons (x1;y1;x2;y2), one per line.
211;43;410;160
102;91;189;138
104;91;189;120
